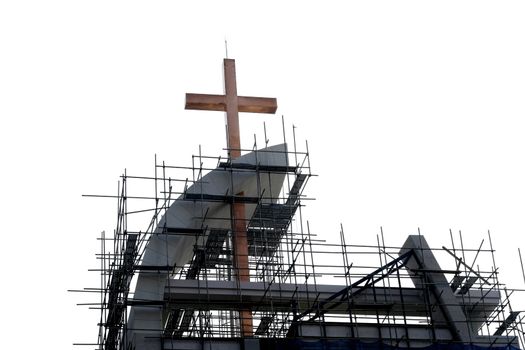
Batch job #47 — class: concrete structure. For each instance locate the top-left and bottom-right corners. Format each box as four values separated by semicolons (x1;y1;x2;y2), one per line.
127;144;288;349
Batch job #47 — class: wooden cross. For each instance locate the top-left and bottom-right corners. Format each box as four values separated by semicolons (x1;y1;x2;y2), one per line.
185;58;277;159
184;58;277;336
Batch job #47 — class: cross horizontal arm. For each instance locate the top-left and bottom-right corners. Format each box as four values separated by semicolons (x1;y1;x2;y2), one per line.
238;96;278;113
185;93;224;111
185;93;277;114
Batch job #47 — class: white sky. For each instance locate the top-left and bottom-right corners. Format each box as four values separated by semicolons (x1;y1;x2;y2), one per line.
1;1;525;348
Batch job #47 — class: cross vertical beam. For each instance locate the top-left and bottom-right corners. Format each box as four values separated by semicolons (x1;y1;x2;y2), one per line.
222;60;252;335
185;58;278;337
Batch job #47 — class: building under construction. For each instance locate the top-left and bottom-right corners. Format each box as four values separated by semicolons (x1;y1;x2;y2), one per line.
75;59;525;350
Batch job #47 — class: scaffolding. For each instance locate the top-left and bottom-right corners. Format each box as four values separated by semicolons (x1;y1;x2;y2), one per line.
71;120;525;350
